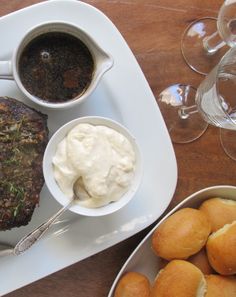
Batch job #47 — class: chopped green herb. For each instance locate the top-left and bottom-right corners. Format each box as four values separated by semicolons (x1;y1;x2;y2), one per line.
13;200;25;217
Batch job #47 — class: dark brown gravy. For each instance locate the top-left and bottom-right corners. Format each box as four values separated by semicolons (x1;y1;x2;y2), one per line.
19;32;94;103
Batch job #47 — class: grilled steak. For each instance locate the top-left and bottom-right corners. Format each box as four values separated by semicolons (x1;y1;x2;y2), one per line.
0;97;48;230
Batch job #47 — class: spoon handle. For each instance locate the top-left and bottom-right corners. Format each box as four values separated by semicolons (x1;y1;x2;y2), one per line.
14;200;73;255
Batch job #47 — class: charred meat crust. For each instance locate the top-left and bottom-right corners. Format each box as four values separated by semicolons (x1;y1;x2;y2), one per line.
0;97;48;230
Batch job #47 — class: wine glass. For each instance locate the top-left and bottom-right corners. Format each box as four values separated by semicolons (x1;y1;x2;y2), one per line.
159;46;236;160
181;0;236;75
158;84;208;144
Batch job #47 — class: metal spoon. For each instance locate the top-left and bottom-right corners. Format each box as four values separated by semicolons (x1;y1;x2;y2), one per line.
0;192;78;257
13;197;75;255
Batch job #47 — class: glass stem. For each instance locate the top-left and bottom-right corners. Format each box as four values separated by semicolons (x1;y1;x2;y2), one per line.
203;31;226;55
178;105;198;119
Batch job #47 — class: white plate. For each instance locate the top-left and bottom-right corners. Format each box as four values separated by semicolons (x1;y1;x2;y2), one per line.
108;185;236;296
0;0;177;295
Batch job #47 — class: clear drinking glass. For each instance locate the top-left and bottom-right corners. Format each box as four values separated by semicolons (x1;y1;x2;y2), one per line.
158;46;236;160
181;0;236;75
196;46;236;160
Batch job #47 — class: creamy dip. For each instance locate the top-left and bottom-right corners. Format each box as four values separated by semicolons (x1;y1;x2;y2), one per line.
52;123;136;208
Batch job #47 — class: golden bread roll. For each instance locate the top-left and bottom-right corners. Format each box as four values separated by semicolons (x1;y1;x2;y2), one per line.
151;260;206;297
151;208;211;260
205;274;236;297
188;248;215;275
199;198;236;232
206;221;236;275
114;271;150;297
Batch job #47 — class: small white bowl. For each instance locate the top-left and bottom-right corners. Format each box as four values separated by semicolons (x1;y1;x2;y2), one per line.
43;116;142;216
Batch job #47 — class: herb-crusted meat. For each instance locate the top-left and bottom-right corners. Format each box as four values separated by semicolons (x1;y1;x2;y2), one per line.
0;97;48;230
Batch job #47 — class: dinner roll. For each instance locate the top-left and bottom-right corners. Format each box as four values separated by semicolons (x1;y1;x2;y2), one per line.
205;274;236;297
206;221;236;275
188;248;215;275
114;271;150;297
151;260;206;297
151;208;211;260
199;197;236;232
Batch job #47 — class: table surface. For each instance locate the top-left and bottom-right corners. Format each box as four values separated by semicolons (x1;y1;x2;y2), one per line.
3;0;236;296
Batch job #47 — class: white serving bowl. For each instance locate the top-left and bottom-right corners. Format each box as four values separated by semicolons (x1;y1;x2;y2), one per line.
43;116;142;216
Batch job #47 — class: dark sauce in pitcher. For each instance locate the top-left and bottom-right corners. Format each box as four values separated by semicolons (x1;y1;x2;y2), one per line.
19;32;94;103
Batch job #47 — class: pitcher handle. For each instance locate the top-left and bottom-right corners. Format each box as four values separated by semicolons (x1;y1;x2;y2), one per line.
0;61;13;80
